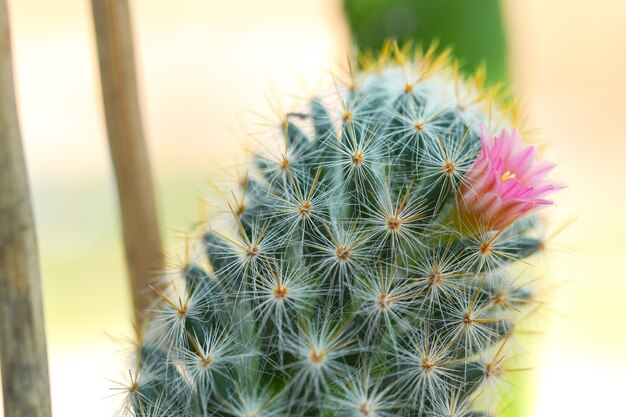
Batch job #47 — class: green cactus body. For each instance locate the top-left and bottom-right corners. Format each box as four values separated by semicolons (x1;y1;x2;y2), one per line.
122;44;552;417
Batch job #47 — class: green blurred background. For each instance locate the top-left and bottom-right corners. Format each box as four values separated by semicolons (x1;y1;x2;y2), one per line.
345;0;508;83
3;0;626;416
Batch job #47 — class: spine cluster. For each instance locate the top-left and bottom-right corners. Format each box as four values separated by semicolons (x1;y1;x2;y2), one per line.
121;43;557;417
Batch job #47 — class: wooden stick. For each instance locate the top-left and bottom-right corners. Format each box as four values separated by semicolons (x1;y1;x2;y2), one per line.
91;0;163;326
0;1;53;416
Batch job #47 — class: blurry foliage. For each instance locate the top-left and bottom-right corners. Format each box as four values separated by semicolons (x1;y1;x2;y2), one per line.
344;0;508;83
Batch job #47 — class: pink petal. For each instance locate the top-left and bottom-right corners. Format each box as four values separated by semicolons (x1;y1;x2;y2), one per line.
455;124;564;231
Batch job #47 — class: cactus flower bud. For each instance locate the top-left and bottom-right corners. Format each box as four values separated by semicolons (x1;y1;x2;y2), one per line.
455;126;563;231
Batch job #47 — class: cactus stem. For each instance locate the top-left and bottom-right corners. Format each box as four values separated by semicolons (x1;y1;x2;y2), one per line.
120;42;561;416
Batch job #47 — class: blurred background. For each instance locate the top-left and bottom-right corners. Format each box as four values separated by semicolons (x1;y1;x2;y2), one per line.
2;0;625;415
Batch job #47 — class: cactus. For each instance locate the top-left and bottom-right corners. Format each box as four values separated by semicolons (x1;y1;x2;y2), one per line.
119;42;562;417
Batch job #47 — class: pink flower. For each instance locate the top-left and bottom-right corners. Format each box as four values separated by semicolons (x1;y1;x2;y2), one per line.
455;126;563;231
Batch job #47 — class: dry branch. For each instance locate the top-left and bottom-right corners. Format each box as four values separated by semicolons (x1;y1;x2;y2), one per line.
0;0;53;416
91;0;163;326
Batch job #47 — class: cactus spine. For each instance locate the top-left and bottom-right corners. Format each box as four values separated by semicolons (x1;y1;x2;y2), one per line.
120;42;556;417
